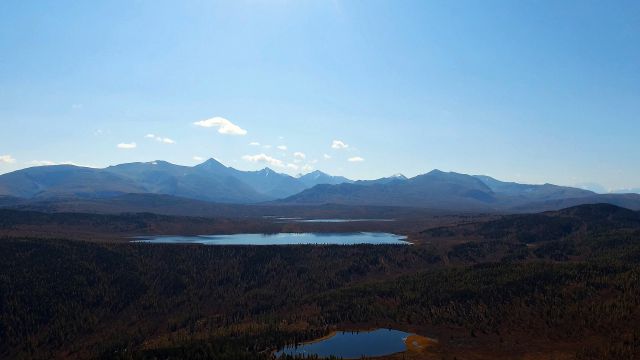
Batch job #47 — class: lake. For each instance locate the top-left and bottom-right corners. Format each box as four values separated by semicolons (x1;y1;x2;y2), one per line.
276;328;428;358
274;217;395;223
133;232;410;245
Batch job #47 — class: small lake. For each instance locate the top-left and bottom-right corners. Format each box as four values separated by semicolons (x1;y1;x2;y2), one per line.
276;329;421;358
133;232;409;245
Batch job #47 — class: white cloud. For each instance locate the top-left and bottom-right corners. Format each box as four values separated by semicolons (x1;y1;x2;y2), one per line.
242;153;284;168
331;140;349;149
29;160;97;168
293;152;306;160
301;164;313;173
249;142;261;146
348;156;364;162
145;134;175;144
193;116;247;135
30;160;57;166
263;144;272;149
286;163;299;170
277;145;288;151
0;155;16;164
193;156;204;161
323;154;331;160
117;142;137;149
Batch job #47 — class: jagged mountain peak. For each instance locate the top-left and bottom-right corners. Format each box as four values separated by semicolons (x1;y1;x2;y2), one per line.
258;167;276;175
390;173;407;180
307;170;327;177
195;158;226;169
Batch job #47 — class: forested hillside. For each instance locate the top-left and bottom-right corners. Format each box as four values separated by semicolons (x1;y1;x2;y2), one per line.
1;205;640;359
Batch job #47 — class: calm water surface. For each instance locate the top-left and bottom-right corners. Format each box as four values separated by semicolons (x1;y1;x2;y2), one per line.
275;218;395;223
133;232;409;245
276;329;412;358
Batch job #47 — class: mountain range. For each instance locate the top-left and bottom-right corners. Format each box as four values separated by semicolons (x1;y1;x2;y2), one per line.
279;169;636;211
0;159;351;203
1;160;639;212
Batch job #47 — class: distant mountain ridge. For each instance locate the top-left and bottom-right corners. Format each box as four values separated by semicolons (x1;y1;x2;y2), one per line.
280;170;498;210
279;169;640;211
0;159;352;203
298;170;353;188
473;175;594;201
1;161;639;212
105;160;269;203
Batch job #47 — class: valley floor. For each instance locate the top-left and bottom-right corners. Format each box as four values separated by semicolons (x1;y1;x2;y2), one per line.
1;204;639;359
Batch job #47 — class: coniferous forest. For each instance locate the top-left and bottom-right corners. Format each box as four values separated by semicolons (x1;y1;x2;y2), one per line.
1;204;640;359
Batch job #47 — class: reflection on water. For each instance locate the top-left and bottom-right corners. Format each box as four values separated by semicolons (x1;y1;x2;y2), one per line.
276;329;419;358
133;232;409;245
283;218;395;223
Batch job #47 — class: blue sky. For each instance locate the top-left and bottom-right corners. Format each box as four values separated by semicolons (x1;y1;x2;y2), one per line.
0;0;638;191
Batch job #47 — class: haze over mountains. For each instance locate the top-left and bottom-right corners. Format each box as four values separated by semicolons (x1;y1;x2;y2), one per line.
280;170;640;211
0;159;639;213
0;158;347;203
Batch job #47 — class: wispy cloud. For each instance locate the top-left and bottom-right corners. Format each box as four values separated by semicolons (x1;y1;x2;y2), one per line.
331;140;349;149
293;152;306;160
193;116;247;135
117;142;137;149
301;164;313;172
242;153;284;168
193;156;205;161
30;160;57;166
277;145;288;151
286;163;299;170
323;154;331;160
29;160;97;168
0;155;16;164
348;156;364;162
249;142;261;146
145;134;175;144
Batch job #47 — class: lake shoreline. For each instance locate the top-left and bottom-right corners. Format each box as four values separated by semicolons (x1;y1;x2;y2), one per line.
132;232;411;246
275;328;434;359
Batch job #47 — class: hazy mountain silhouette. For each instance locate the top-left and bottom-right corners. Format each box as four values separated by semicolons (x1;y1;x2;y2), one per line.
227;167;308;199
105;160;268;203
0;159;350;203
0;165;145;199
298;170;353;188
473;175;595;201
1;161;638;211
613;188;640;194
281;170;499;210
354;173;408;186
279;170;640;211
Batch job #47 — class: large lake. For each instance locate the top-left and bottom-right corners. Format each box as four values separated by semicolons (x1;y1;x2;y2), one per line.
276;329;420;358
133;232;410;245
273;217;395;223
